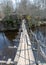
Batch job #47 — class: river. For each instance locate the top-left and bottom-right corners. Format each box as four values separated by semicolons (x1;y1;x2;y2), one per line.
0;30;20;61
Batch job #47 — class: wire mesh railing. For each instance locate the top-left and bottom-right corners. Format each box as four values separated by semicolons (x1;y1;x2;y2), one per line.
29;30;46;64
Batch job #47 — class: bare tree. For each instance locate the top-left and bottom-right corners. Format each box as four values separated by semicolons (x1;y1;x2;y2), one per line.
2;0;14;16
16;0;30;15
0;3;4;19
15;0;46;18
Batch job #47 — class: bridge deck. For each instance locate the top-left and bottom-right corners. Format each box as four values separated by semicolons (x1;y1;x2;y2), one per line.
14;20;36;65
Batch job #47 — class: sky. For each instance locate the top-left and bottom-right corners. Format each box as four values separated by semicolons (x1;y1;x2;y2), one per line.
0;0;21;8
0;0;37;10
12;0;15;4
0;0;45;11
12;0;21;4
0;0;44;10
12;0;34;3
12;0;34;4
0;0;34;4
11;0;34;9
11;0;21;9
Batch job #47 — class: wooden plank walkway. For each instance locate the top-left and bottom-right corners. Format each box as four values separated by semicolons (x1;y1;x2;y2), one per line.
14;20;36;65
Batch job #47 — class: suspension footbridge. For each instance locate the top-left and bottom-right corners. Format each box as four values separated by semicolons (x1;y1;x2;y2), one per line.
0;20;46;65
